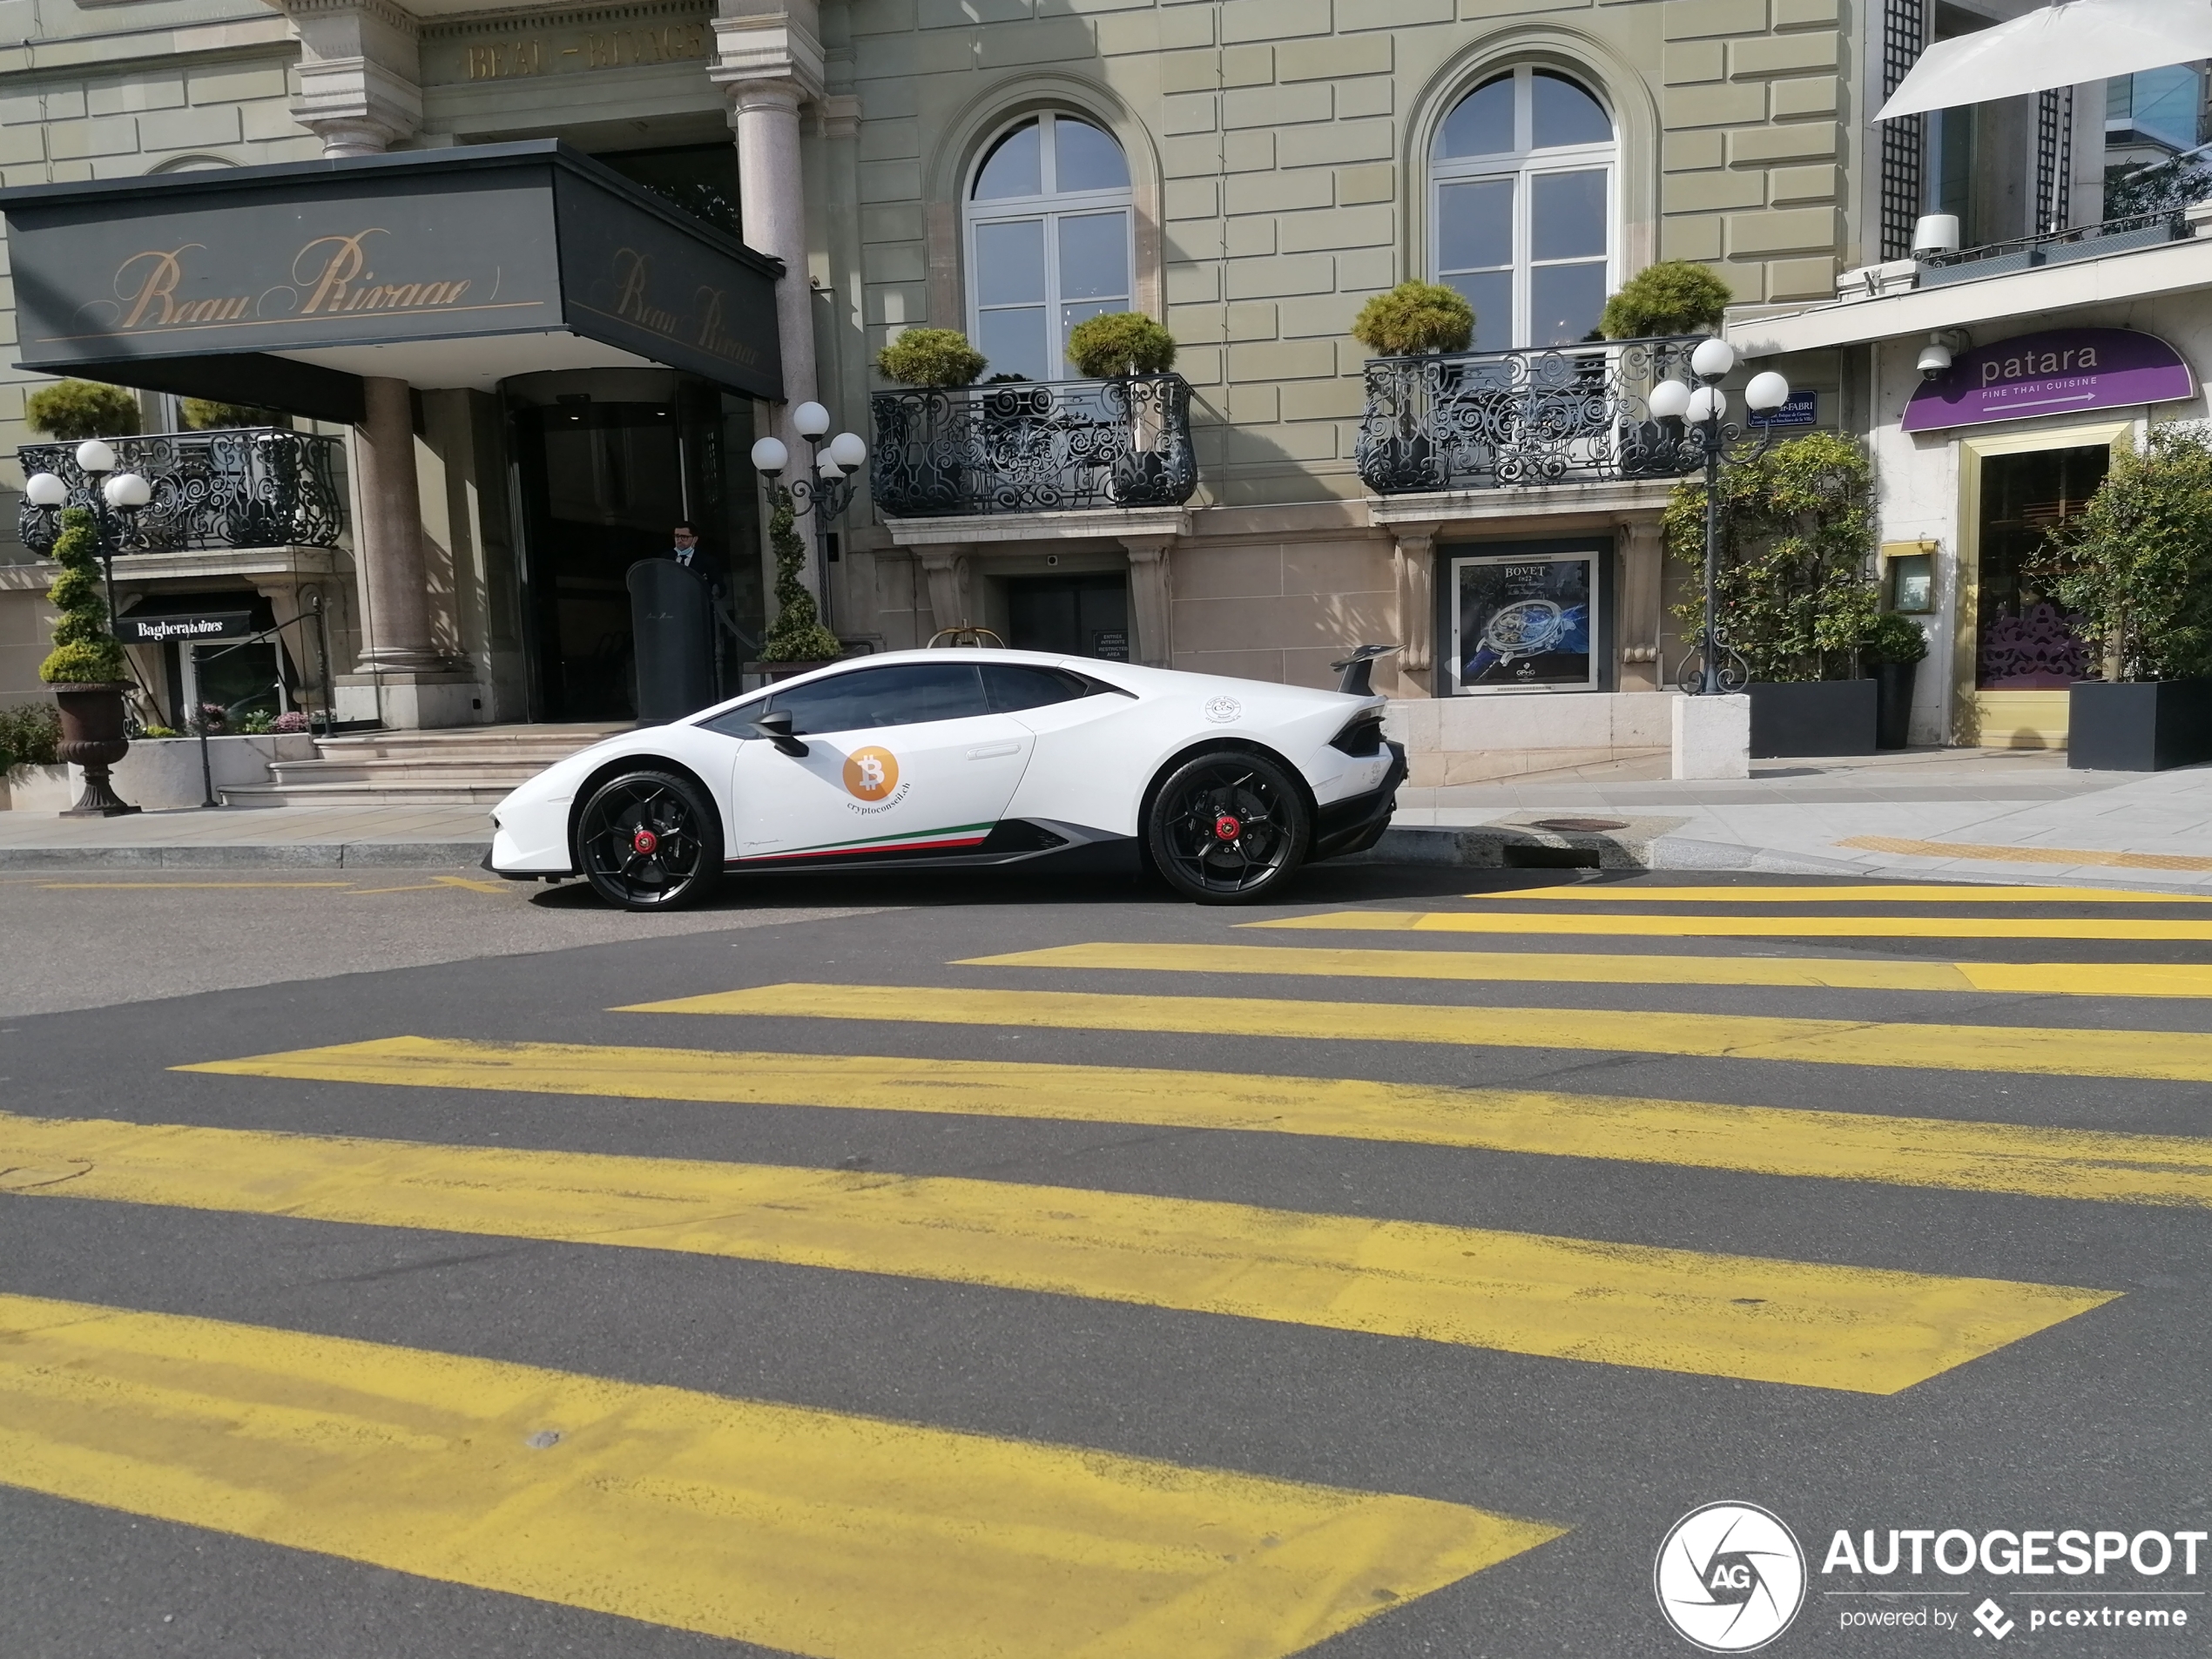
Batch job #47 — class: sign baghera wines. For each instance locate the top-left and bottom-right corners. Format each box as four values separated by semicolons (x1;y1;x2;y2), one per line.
1901;327;2194;433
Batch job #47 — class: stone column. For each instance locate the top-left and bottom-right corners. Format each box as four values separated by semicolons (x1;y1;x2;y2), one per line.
283;0;422;157
352;375;441;672
915;546;969;637
1122;536;1173;668
1615;516;1666;692
1391;525;1438;698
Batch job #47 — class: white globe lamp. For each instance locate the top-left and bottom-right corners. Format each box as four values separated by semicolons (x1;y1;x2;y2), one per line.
792;401;831;439
103;472;152;509
74;439;118;475
750;435;790;475
24;472;68;507
1745;371;1791;412
827;431;868;469
1647;379;1692;421
1689;337;1737;381
1685;385;1728;424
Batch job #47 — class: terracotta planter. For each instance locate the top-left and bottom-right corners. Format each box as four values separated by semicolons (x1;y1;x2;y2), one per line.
49;682;138;816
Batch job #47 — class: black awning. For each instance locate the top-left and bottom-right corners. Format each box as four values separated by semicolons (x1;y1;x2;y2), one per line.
0;139;783;422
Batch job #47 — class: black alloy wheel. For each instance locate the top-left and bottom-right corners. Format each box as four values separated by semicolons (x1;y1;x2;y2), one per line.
1146;750;1311;903
575;769;723;911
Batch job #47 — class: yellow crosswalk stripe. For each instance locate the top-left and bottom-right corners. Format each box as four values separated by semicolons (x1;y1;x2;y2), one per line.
1245;908;2212;942
174;1035;2212;1209
0;1292;1556;1657
961;941;2212;1000
0;1110;2112;1391
624;981;2212;1085
1472;884;2212;905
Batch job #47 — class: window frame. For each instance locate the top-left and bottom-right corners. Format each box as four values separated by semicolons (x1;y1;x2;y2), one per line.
1430;66;1619;353
964;111;1138;382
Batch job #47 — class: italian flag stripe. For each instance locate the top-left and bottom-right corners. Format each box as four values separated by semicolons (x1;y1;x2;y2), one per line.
729;822;995;865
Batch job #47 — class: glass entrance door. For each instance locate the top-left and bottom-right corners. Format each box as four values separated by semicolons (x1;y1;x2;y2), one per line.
509;381;761;723
1975;446;2108;690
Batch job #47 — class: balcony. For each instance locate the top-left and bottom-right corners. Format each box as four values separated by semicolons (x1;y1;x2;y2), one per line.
1916;206;2192;288
1357;337;1704;496
17;428;347;556
870;373;1197;517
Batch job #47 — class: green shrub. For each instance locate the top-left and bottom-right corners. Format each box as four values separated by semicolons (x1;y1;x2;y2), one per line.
758;493;842;662
24;379;140;441
1068;312;1177;378
1664;431;1880;683
1865;611;1929;666
2037;424;2212;681
236;709;275;734
876;327;988;388
139;725;180;739
1599;261;1735;341
0;704;62;769
1351;281;1474;356
38;508;127;685
182;398;284;430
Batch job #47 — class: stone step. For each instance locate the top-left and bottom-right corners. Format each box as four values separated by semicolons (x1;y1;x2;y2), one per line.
213;722;631;806
220;782;513;808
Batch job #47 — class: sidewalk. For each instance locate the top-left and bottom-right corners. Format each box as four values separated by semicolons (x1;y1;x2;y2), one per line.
1;749;2205;889
1384;747;2212;894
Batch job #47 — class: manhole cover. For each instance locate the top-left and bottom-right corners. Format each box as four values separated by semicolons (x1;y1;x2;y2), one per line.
1527;817;1629;833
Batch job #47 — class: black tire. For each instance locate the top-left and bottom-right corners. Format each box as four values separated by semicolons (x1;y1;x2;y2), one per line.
574;768;722;911
1145;750;1310;903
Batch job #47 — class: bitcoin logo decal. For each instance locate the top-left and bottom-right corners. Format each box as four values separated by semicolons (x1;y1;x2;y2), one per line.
842;746;900;799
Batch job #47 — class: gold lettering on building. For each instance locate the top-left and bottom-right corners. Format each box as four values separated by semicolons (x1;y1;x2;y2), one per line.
462;19;708;80
97;233;479;335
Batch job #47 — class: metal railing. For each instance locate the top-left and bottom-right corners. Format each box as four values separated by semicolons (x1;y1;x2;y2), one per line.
1356;336;1705;495
17;428;347;556
1917;206;2190;287
870;373;1197;517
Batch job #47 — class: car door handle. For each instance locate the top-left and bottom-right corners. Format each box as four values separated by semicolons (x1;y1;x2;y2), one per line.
966;742;1022;759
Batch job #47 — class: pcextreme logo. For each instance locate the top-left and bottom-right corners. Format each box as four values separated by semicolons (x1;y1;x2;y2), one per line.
842;746;899;800
1656;1502;1808;1653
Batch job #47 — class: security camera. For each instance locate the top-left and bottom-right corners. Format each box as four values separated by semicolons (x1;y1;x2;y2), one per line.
1918;340;1953;381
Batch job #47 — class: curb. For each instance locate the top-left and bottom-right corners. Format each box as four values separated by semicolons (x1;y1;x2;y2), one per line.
0;840;493;870
1356;823;1865;876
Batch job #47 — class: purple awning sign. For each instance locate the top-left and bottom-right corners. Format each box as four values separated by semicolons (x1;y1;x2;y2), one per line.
1901;327;2194;434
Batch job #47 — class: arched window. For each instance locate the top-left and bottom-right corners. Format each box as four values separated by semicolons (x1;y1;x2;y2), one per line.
1432;68;1615;353
965;113;1133;382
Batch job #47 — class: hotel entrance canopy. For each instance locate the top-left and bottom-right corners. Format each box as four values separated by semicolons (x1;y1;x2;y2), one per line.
0;140;783;424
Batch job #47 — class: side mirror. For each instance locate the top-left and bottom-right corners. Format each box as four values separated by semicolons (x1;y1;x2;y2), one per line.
750;707;809;757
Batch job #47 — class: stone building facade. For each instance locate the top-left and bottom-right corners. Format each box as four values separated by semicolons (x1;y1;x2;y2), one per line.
0;0;2161;753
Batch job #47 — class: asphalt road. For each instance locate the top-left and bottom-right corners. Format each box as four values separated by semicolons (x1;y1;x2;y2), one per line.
2;862;2208;1658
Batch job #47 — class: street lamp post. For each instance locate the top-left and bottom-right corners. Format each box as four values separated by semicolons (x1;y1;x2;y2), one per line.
24;440;153;636
750;401;869;633
1647;341;1792;695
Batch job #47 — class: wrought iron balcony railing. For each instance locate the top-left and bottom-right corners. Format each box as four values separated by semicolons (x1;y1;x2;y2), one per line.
870;373;1197;517
17;427;347;556
1916;206;2190;288
1357;336;1705;496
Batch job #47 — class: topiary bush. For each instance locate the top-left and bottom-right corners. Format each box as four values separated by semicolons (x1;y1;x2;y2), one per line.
38;507;127;685
758;492;843;662
1068;312;1177;378
182;398;285;430
2036;423;2212;681
1663;431;1880;683
1600;261;1736;341
24;380;140;441
876;327;988;388
0;703;63;769
1865;611;1929;666
1351;281;1475;356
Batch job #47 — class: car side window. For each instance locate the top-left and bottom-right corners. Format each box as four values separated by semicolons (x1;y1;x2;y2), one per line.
748;662;993;736
981;663;1092;712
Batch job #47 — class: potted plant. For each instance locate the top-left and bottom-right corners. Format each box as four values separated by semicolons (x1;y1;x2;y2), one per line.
1067;312;1180;504
1601;261;1734;471
37;506;138;814
872;328;990;514
1352;281;1475;492
1665;432;1880;757
2038;423;2212;770
24;379;139;442
1865;612;1929;750
751;493;843;678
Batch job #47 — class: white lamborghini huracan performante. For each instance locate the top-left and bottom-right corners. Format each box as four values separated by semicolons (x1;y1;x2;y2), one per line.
486;647;1406;909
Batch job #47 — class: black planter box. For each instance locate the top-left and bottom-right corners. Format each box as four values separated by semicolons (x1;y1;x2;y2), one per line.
1747;679;1878;759
1874;659;1919;750
2068;678;2212;771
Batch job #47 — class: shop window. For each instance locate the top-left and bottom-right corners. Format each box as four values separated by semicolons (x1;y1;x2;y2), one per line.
965;113;1134;382
1431;68;1615;352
